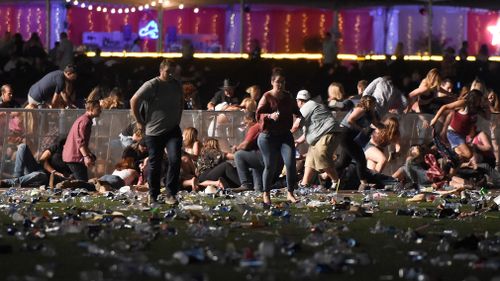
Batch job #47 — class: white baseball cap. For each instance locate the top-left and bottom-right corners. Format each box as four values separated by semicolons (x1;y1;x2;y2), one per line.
296;90;311;100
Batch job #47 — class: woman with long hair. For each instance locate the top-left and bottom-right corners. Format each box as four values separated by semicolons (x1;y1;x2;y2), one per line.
100;87;125;109
256;67;302;204
408;68;444;114
180;127;202;191
327;82;353;111
364;117;401;173
431;89;491;162
182;127;201;159
195;138;240;189
335;95;384;191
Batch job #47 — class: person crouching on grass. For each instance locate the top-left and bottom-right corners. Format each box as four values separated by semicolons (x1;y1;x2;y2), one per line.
62;96;102;181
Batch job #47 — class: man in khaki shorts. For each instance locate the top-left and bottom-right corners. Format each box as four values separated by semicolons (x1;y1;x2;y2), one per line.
295;90;340;189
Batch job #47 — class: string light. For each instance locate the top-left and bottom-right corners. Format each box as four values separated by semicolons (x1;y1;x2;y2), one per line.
422;12;428;54
354;15;361;54
67;7;72;38
36;8;42;39
263;13;270;52
177;16;183;34
301;13;308;52
88;9;94;31
284;13;291;52
16;9;21;34
319;13;326;36
54;7;60;40
458;14;464;49
440;17;446;47
407;15;413;54
194;8;199;14
105;13;111;32
338;13;344;52
387;11;396;54
475;15;480;54
141;12;149;51
229;13;236;51
245;12;252;52
179;4;184;9
6;7;11;32
211;14;219;35
65;1;171;14
27;8;33;36
194;16;200;34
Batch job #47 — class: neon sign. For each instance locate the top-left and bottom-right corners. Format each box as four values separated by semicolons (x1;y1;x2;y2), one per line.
487;19;500;46
139;20;159;39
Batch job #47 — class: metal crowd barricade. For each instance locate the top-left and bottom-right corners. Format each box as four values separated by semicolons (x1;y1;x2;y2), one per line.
0;108;498;180
0;109;246;179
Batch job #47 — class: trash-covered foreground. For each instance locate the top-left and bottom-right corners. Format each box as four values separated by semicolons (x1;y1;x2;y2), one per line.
0;186;499;281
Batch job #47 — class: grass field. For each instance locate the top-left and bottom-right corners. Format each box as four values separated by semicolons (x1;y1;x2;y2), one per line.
0;187;499;281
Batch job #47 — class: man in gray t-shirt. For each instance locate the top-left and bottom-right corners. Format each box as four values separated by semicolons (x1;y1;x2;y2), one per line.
130;59;183;205
295;90;340;189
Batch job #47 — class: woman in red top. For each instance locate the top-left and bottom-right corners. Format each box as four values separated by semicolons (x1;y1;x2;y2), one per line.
256;68;301;205
431;89;490;161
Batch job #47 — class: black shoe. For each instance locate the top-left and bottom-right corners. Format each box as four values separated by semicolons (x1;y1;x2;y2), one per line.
232;185;253;193
298;181;311;189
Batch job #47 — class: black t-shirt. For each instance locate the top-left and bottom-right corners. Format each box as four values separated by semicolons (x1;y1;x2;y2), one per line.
210;90;240;107
28;70;65;103
0;99;21;108
47;140;71;176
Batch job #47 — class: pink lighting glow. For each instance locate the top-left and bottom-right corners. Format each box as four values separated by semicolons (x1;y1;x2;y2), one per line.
487;19;500;45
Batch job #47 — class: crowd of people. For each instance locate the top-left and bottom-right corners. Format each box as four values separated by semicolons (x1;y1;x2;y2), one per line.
0;55;500;205
1;49;500;206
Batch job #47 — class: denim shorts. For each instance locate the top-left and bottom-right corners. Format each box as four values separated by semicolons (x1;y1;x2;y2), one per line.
447;130;465;149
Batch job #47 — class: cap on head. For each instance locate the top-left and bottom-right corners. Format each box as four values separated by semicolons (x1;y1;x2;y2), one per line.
296;90;311;101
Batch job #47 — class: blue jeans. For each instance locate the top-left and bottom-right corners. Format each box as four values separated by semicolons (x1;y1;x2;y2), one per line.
13;144;41;178
2;171;48;187
234;150;264;191
257;132;297;192
145;126;182;199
